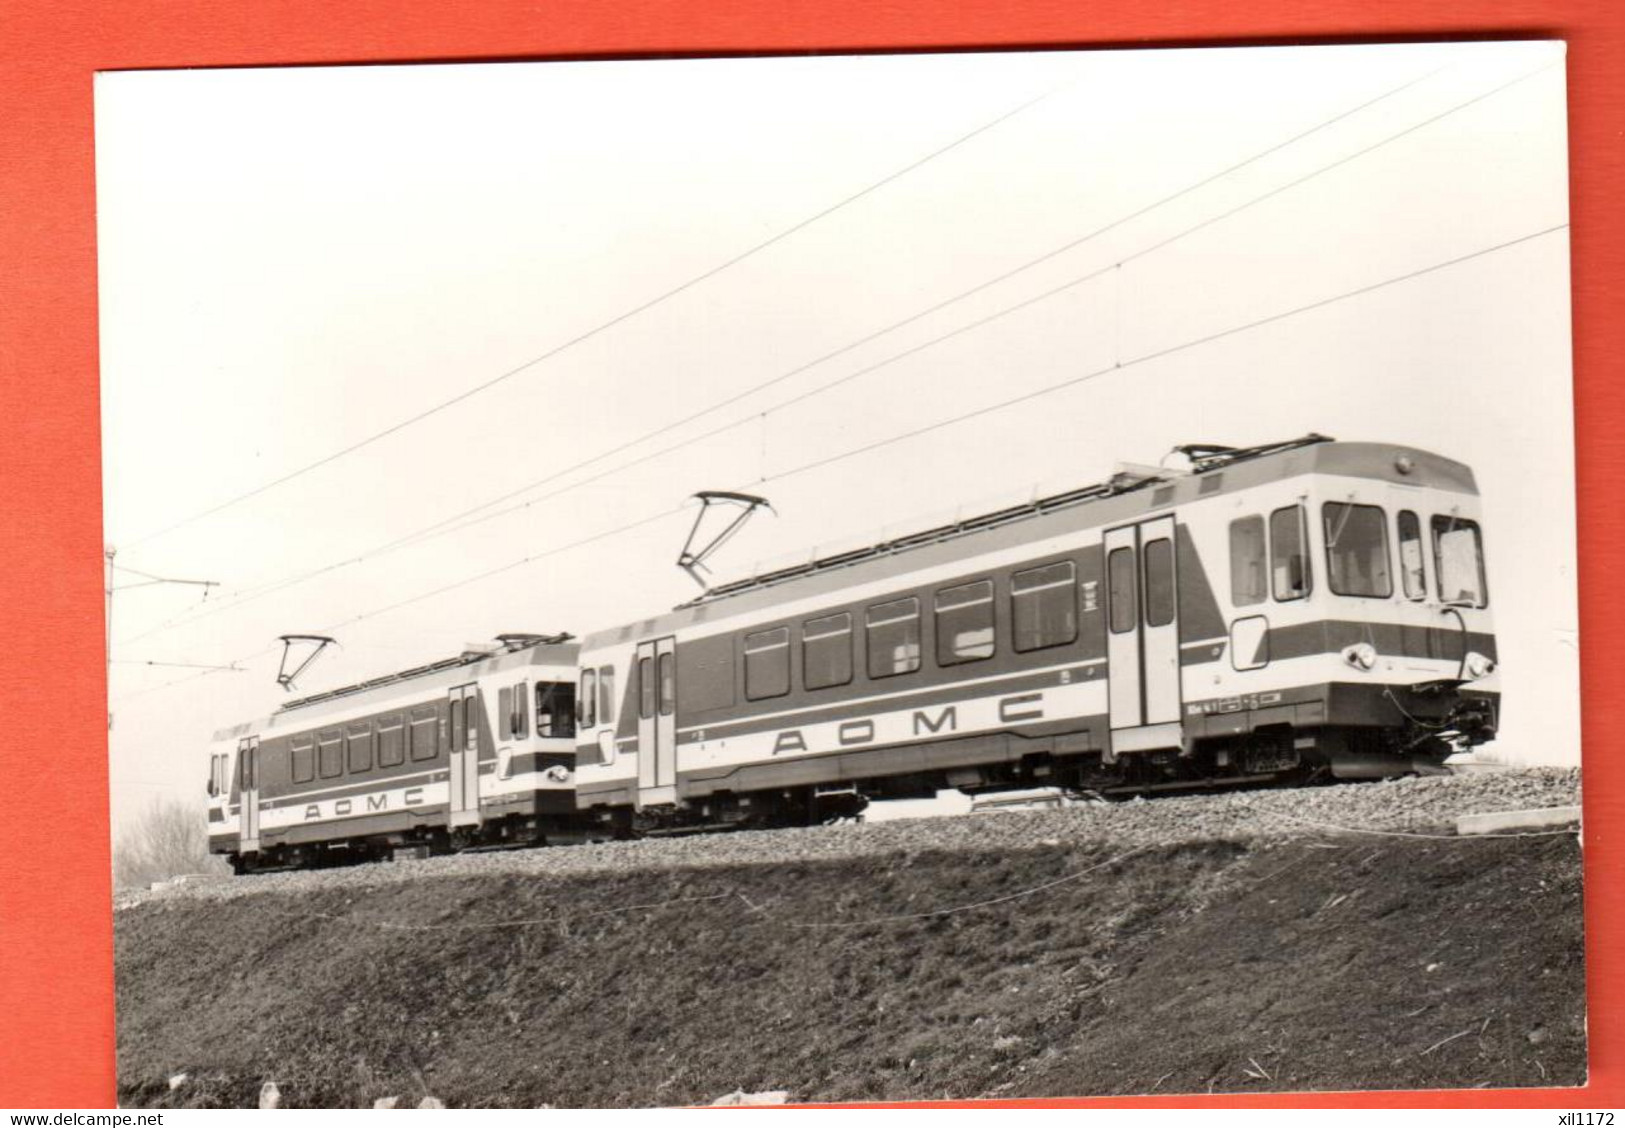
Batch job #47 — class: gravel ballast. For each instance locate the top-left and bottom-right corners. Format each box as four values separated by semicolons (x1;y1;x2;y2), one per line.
119;767;1580;909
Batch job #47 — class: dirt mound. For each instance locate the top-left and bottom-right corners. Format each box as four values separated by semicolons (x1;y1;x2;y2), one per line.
116;829;1583;1107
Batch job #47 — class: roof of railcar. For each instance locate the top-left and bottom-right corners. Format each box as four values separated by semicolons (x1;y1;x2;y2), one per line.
579;436;1476;648
210;635;578;741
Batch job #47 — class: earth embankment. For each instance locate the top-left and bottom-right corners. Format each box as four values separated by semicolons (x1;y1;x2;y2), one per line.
116;770;1584;1107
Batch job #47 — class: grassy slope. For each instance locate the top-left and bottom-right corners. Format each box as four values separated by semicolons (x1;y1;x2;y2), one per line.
116;834;1584;1107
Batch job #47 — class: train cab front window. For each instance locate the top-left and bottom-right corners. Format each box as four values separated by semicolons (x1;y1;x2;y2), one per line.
1269;505;1311;601
1433;515;1488;607
536;681;576;738
1322;502;1392;598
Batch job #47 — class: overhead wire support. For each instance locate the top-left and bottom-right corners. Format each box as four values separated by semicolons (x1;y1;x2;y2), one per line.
677;491;774;590
276;635;339;692
117;81;1068;554
104;545;218;730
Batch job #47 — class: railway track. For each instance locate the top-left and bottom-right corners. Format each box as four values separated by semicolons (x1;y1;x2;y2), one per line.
119;766;1578;910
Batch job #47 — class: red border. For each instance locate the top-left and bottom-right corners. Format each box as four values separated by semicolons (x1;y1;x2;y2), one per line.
1;0;1618;1110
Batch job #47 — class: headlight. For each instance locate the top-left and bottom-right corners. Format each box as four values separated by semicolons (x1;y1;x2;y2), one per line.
1343;642;1378;671
545;764;572;784
1464;651;1495;680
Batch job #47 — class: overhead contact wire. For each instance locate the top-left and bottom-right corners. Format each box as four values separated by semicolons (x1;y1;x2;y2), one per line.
117;83;1069;553
117;219;1565;705
123;59;1474;648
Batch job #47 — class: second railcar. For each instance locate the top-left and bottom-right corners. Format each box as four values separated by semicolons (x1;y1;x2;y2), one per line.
207;634;581;872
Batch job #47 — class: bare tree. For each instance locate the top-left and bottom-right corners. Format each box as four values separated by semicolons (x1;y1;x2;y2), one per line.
113;797;227;889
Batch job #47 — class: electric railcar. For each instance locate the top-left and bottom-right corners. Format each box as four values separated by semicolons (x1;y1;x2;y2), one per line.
570;436;1499;833
207;634;581;873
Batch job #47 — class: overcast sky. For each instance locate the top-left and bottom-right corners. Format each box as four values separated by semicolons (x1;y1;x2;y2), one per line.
96;41;1575;835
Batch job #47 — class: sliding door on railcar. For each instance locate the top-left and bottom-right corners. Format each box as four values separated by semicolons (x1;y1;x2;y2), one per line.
447;684;480;828
1104;515;1183;755
634;637;677;807
237;735;260;853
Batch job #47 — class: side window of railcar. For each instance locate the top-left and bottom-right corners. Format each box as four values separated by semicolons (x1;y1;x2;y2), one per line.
409;705;438;761
598;667;616;725
867;597;921;678
936;580;995;665
1229;517;1267;607
1143;538;1175;627
1397;511;1426;600
1107;548;1136;634
377;715;405;767
1323;503;1392;598
580;669;597;728
1269;505;1311;601
744;627;791;700
317;729;343;779
1432;516;1488;607
498;686;512;736
1011;561;1078;652
291;735;315;783
803;612;853;689
346;721;373;773
536;681;576;738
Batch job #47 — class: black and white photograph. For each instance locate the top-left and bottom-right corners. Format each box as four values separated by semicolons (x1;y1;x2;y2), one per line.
99;40;1583;1107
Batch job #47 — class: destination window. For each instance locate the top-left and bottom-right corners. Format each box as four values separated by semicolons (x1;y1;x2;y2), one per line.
867;597;921;678
744;627;791;700
1011;560;1077;652
935;579;995;665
